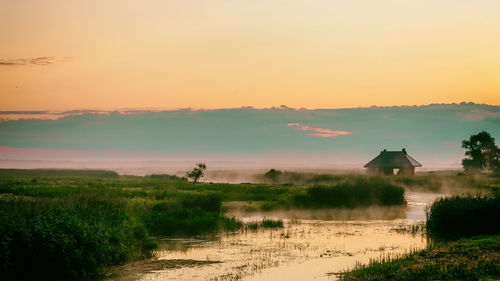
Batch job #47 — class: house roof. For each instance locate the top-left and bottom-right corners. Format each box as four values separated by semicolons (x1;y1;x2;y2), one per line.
363;149;422;168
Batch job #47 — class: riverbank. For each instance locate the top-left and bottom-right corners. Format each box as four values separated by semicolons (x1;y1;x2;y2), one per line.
338;235;500;280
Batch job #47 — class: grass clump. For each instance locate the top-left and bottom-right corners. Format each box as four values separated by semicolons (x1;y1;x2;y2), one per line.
244;218;284;230
142;193;233;236
295;179;406;208
426;195;500;241
338;235;500;281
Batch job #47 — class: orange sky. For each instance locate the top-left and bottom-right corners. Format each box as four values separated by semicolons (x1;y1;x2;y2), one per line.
1;0;500;110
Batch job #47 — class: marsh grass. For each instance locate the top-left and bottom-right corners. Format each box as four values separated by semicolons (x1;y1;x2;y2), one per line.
0;170;249;280
244;218;284;231
337;235;500;281
0;193;153;281
260;170;499;194
426;195;500;240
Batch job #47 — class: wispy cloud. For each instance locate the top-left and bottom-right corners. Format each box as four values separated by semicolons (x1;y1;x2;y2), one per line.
0;56;57;66
288;123;352;138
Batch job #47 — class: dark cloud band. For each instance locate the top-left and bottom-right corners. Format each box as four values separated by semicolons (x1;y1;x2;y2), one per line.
0;57;56;66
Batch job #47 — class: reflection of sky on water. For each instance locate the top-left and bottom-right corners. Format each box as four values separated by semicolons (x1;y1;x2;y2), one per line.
108;192;436;281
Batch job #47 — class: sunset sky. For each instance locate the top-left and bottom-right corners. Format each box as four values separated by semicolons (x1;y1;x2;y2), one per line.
1;0;500;110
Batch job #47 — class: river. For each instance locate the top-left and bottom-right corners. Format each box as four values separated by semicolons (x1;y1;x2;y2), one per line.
106;192;444;281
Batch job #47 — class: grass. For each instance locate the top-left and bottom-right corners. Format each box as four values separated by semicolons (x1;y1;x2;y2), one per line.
338;235;500;281
340;194;500;280
244;218;284;230
256;178;406;210
0;169;300;280
6;168;495;280
426;195;500;241
260;169;499;194
303;180;406;207
0;193;155;281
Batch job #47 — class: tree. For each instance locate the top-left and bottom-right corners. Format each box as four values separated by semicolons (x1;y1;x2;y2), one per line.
461;131;500;173
264;169;282;183
186;163;207;184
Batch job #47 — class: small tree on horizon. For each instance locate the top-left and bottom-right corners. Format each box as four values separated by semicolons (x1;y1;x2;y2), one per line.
186;163;207;184
264;169;282;183
461;131;500;173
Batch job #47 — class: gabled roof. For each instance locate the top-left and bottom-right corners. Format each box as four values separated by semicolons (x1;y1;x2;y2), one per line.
364;149;422;168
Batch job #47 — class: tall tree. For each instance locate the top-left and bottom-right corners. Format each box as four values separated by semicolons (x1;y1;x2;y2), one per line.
461;131;500;173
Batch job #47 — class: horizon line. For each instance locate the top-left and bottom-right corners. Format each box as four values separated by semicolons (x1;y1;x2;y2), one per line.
0;101;497;115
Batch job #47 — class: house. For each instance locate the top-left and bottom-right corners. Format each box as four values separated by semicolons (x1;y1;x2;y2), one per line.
364;148;422;175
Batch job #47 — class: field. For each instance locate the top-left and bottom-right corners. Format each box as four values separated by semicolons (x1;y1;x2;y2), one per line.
0;168;408;280
0;169;498;280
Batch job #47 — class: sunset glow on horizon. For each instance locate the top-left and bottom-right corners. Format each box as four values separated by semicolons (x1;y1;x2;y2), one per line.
1;0;500;110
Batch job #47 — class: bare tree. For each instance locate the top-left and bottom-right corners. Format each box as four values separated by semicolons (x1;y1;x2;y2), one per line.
186;163;207;184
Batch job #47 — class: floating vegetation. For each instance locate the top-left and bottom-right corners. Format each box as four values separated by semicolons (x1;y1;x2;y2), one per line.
244;218;284;231
390;222;426;236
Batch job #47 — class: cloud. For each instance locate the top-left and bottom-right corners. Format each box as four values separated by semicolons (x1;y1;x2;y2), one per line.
288;123;352;138
0;111;50;114
0;56;57;66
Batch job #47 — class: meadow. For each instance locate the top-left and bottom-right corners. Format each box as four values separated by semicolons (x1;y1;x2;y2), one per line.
0;169;406;280
1;168;498;280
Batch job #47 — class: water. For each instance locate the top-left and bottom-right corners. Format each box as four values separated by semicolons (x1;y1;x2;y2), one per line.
106;192;444;281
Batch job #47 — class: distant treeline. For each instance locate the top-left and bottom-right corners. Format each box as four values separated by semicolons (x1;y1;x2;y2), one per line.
0;168;119;178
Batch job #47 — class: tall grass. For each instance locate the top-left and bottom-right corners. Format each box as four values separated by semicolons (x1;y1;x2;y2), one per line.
293;179;406;208
338;235;500;281
426;195;500;240
0;193;154;281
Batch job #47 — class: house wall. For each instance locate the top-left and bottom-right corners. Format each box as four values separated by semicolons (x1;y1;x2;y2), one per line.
366;167;415;176
399;166;415;176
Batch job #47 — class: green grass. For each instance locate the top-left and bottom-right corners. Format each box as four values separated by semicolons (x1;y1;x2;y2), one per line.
260;169;499;193
10;168;497;280
0;193;155;281
426;195;500;241
302;180;406;208
244;218;284;230
0;168;119;178
338;235;500;281
0;169;300;280
340;193;500;280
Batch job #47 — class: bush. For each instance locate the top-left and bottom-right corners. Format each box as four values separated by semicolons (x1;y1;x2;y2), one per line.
298;180;405;208
426;196;500;240
143;193;228;236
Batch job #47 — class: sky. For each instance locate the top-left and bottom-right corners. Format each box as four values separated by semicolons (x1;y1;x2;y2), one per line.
1;0;500;110
1;104;499;171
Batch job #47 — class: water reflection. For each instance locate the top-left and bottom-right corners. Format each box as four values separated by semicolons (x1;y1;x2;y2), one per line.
106;192;441;281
